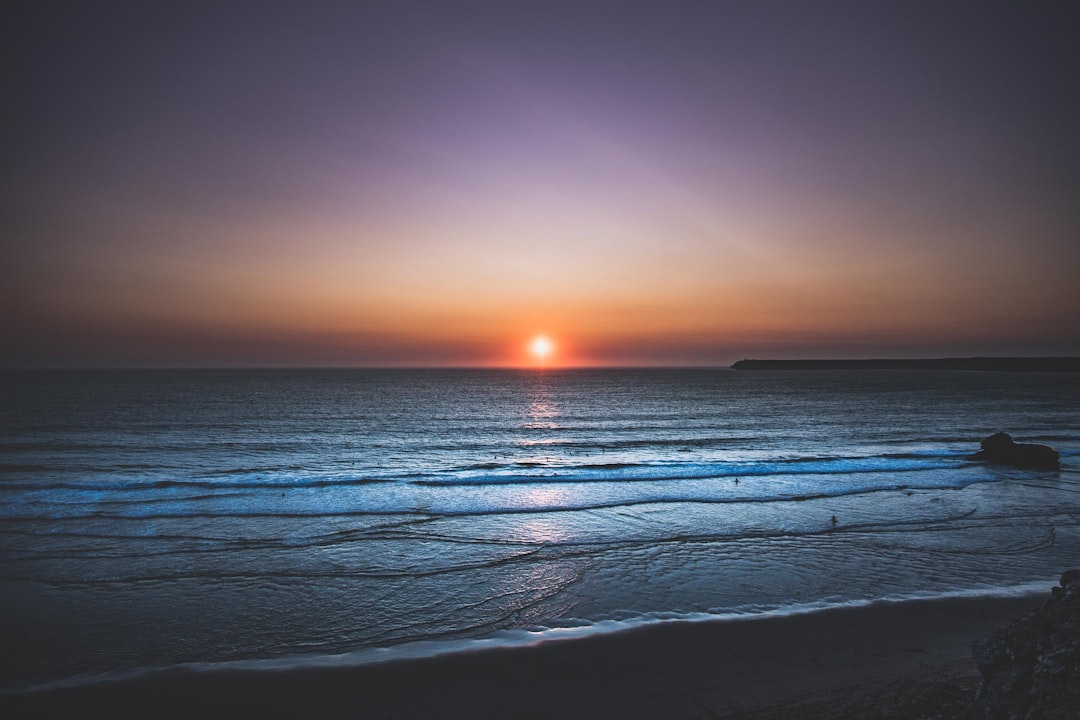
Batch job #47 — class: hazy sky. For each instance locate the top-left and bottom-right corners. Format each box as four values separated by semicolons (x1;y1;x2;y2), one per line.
4;1;1078;367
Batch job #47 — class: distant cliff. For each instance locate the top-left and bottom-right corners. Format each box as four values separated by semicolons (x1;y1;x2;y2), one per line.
730;358;1080;372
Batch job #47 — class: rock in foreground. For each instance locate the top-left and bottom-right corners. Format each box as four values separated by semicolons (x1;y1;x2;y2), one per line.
968;570;1080;719
971;432;1060;470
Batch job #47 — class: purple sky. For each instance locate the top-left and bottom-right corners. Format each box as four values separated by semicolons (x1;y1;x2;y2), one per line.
4;1;1078;366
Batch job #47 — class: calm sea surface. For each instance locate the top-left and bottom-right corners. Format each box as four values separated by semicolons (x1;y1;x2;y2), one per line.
2;368;1079;688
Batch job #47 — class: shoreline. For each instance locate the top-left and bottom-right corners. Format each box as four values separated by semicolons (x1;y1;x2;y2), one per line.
4;582;1053;695
5;589;1049;719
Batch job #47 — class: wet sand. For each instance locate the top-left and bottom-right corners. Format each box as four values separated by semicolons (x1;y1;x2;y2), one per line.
4;592;1042;719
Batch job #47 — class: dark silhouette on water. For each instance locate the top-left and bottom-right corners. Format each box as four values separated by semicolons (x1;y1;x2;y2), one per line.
970;432;1060;470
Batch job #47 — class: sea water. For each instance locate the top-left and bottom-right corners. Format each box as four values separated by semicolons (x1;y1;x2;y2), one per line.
2;368;1078;689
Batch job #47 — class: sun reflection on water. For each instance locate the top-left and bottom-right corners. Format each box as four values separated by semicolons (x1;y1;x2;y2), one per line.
506;512;572;544
524;380;560;430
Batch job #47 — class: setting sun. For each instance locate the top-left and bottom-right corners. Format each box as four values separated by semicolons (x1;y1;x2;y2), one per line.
529;335;554;363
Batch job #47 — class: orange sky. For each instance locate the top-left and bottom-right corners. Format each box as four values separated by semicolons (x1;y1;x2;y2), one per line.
4;2;1078;367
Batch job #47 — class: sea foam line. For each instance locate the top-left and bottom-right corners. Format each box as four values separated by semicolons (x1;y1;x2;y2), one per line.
0;474;998;521
3;578;1056;696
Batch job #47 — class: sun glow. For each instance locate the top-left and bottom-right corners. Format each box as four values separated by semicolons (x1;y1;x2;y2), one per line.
529;335;554;364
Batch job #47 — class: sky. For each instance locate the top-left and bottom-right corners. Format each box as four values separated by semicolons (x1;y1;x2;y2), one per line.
3;0;1078;367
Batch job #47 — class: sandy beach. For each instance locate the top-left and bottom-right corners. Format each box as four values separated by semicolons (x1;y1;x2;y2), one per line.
5;591;1043;720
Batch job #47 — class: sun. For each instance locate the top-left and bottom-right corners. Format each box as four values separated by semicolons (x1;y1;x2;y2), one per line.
529;335;554;363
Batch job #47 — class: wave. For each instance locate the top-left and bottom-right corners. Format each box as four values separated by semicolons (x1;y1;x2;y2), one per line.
0;476;394;493
421;453;971;486
0;473;1001;521
5;578;1056;695
0;450;975;496
0;464;59;473
7;508;998;568
512;436;763;450
1024;434;1080;442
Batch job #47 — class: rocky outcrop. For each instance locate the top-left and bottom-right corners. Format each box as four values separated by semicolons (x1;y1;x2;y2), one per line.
971;432;1059;470
967;570;1080;719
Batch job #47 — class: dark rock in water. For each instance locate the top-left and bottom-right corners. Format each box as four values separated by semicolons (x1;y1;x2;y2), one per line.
968;571;1080;719
970;432;1060;470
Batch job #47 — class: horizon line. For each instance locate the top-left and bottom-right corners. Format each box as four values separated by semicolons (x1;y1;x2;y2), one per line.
4;355;1080;372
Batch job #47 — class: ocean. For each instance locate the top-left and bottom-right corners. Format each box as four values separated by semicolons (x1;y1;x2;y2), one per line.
2;368;1078;690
